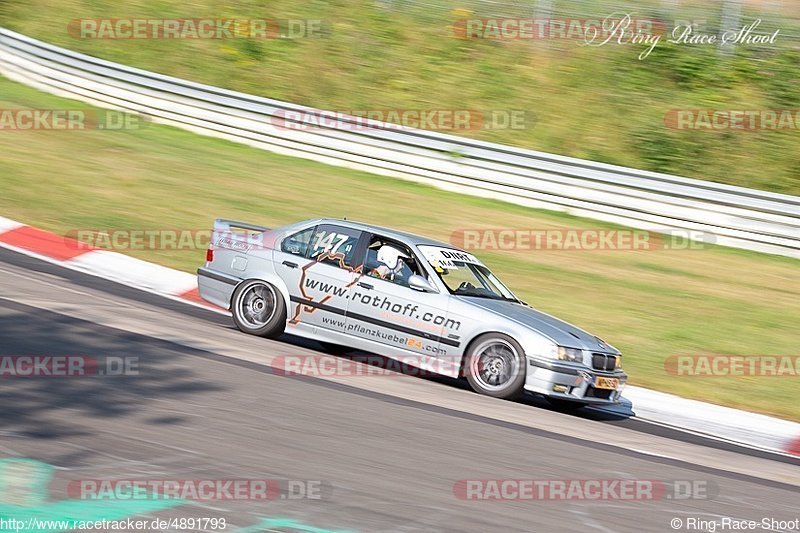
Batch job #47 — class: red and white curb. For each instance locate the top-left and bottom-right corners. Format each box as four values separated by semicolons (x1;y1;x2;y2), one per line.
0;216;225;313
0;215;798;458
790;436;800;456
610;387;800;458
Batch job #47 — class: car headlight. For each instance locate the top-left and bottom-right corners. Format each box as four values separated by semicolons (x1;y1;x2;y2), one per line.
615;354;623;369
556;346;584;363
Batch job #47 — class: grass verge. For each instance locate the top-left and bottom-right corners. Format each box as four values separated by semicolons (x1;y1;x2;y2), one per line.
1;0;799;194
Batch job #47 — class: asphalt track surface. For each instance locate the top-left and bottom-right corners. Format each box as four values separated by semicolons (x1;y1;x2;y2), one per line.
0;247;798;533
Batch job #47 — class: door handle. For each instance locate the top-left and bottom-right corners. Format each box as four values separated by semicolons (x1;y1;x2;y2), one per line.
282;260;298;269
357;282;374;290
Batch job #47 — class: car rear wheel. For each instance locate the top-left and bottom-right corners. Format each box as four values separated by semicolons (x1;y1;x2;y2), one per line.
231;280;286;338
465;334;526;400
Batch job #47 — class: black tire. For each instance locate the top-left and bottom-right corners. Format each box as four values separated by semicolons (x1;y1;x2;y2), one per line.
464;333;526;400
317;341;351;355
231;280;286;338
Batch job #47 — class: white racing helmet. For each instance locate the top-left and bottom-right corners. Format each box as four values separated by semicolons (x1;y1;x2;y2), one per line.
376;244;408;270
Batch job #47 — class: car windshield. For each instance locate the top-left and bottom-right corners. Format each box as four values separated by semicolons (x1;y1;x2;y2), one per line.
418;245;519;302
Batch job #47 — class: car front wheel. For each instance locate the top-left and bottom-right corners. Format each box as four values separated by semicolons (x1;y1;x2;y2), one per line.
464;333;526;400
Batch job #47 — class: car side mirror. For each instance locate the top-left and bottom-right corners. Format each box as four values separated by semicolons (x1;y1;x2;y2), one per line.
408;274;439;293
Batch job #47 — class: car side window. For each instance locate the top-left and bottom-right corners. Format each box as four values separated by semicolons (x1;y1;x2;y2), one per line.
309;225;362;268
280;227;315;257
364;236;423;287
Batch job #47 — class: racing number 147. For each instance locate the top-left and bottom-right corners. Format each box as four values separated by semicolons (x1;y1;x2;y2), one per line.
314;232;349;256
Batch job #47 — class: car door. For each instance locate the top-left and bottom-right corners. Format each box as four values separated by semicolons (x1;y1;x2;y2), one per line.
277;224;365;333
345;236;454;367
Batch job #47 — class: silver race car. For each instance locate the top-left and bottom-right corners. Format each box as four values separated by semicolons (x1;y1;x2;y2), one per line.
198;218;627;405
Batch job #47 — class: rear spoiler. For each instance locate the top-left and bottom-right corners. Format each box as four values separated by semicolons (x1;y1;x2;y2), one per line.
213;218;269;233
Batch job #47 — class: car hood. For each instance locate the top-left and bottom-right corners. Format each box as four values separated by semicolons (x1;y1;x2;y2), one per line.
457;297;619;354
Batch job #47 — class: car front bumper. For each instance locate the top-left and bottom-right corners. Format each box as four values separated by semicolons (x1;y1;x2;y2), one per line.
524;357;628;404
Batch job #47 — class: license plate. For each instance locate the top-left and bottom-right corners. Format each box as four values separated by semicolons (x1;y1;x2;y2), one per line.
595;377;619;390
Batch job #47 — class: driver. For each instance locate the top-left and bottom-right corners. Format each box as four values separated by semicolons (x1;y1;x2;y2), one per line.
371;244;410;282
